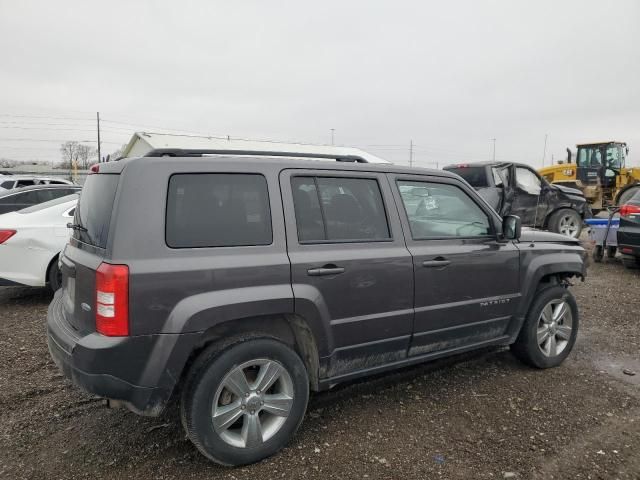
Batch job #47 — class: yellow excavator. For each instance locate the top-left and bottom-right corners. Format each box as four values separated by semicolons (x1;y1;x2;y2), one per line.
539;141;640;214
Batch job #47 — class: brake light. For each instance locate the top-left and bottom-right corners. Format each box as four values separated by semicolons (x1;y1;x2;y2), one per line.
456;164;469;168
89;164;100;174
0;230;16;244
95;262;129;336
620;204;640;217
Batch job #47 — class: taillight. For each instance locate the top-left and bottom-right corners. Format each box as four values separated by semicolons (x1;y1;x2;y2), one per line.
95;262;129;336
620;204;640;217
0;230;16;244
89;164;100;174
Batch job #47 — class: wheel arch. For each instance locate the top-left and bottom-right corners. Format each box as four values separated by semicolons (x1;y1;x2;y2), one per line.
176;313;323;398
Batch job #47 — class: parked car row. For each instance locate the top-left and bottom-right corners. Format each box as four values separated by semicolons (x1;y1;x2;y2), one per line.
0;174;74;190
0;183;81;288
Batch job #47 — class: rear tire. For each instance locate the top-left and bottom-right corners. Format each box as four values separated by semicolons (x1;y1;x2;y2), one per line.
621;255;640;269
181;338;309;466
606;246;617;259
548;208;583;238
511;285;579;369
47;258;62;291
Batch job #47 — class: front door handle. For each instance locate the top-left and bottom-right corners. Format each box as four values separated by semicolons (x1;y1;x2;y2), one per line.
307;265;345;276
422;257;451;268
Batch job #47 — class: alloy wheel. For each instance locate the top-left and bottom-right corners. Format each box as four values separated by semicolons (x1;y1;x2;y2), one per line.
212;359;294;448
537;299;573;357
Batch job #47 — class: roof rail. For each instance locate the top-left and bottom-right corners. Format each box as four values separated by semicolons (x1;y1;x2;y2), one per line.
143;148;370;163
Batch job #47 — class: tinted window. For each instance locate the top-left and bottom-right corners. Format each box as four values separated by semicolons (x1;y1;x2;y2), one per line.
445;167;489;187
12;191;40;208
37;188;78;203
291;176;390;242
398;180;491;238
74;174;119;248
16;180;36;187
166;173;272;248
1;180;14;189
19;194;78;214
291;177;325;242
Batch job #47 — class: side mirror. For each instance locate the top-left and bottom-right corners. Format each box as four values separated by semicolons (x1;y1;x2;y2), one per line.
502;215;521;240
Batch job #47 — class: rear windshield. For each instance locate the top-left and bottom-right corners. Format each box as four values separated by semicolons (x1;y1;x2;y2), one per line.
19;193;78;214
445;167;489;188
73;174;119;248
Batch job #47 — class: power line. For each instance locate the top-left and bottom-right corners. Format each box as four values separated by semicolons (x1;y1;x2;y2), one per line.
0;113;93;121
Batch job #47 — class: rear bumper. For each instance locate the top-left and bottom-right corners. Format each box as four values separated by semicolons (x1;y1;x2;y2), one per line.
617;228;640;257
46;291;200;416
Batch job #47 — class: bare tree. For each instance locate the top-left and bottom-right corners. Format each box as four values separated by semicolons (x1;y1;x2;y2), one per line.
76;144;97;170
60;141;80;168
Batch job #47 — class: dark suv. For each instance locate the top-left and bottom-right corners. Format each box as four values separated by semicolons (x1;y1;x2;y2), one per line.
444;162;590;238
47;150;586;466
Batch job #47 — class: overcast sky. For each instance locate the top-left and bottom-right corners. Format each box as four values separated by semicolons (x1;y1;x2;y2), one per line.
1;0;638;168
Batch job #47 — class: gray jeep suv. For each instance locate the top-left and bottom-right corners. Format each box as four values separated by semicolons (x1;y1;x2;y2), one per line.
47;149;586;466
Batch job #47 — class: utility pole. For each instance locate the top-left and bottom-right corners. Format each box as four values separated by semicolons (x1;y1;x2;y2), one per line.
491;138;496;161
409;140;414;167
330;128;335;146
541;133;548;167
96;112;102;162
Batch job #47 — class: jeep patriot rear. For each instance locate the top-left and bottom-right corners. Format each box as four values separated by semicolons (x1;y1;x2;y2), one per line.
47;150;586;466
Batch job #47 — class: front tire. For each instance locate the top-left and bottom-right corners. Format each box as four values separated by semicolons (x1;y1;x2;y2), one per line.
548;208;583;238
511;285;579;368
181;338;309;466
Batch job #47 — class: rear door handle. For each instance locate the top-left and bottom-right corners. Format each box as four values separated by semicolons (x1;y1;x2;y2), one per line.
307;265;345;276
422;257;451;268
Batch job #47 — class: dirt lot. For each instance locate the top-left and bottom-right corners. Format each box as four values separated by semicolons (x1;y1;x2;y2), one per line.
0;260;638;480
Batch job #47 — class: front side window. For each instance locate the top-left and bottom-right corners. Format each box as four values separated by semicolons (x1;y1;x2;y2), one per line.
166;173;272;248
515;167;542;195
397;180;491;238
291;176;391;242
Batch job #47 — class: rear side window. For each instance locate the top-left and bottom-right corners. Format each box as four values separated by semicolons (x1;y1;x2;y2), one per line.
166;173;272;248
291;176;391;242
1;180;14;189
73;174;119;248
445;167;489;187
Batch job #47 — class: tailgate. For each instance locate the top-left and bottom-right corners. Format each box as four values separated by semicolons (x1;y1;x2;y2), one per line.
59;173;120;335
59;244;104;335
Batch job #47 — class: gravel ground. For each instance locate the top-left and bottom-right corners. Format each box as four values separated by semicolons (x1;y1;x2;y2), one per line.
0;260;639;479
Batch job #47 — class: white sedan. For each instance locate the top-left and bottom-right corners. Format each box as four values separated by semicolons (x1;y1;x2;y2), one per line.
0;194;78;290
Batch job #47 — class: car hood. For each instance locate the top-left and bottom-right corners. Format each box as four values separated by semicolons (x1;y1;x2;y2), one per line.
553;184;584;197
519;228;580;244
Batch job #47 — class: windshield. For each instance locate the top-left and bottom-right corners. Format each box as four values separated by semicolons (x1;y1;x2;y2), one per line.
73;174;119;249
445;167;489;187
577;144;625;169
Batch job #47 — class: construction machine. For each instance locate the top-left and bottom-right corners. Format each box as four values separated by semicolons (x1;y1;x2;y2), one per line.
539;141;640;213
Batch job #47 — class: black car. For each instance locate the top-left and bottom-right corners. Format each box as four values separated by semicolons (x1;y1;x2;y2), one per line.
444;162;590;238
47;148;586;466
617;189;640;269
0;184;81;215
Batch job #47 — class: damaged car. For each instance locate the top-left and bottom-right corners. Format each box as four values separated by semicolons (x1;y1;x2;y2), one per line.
444;161;590;238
